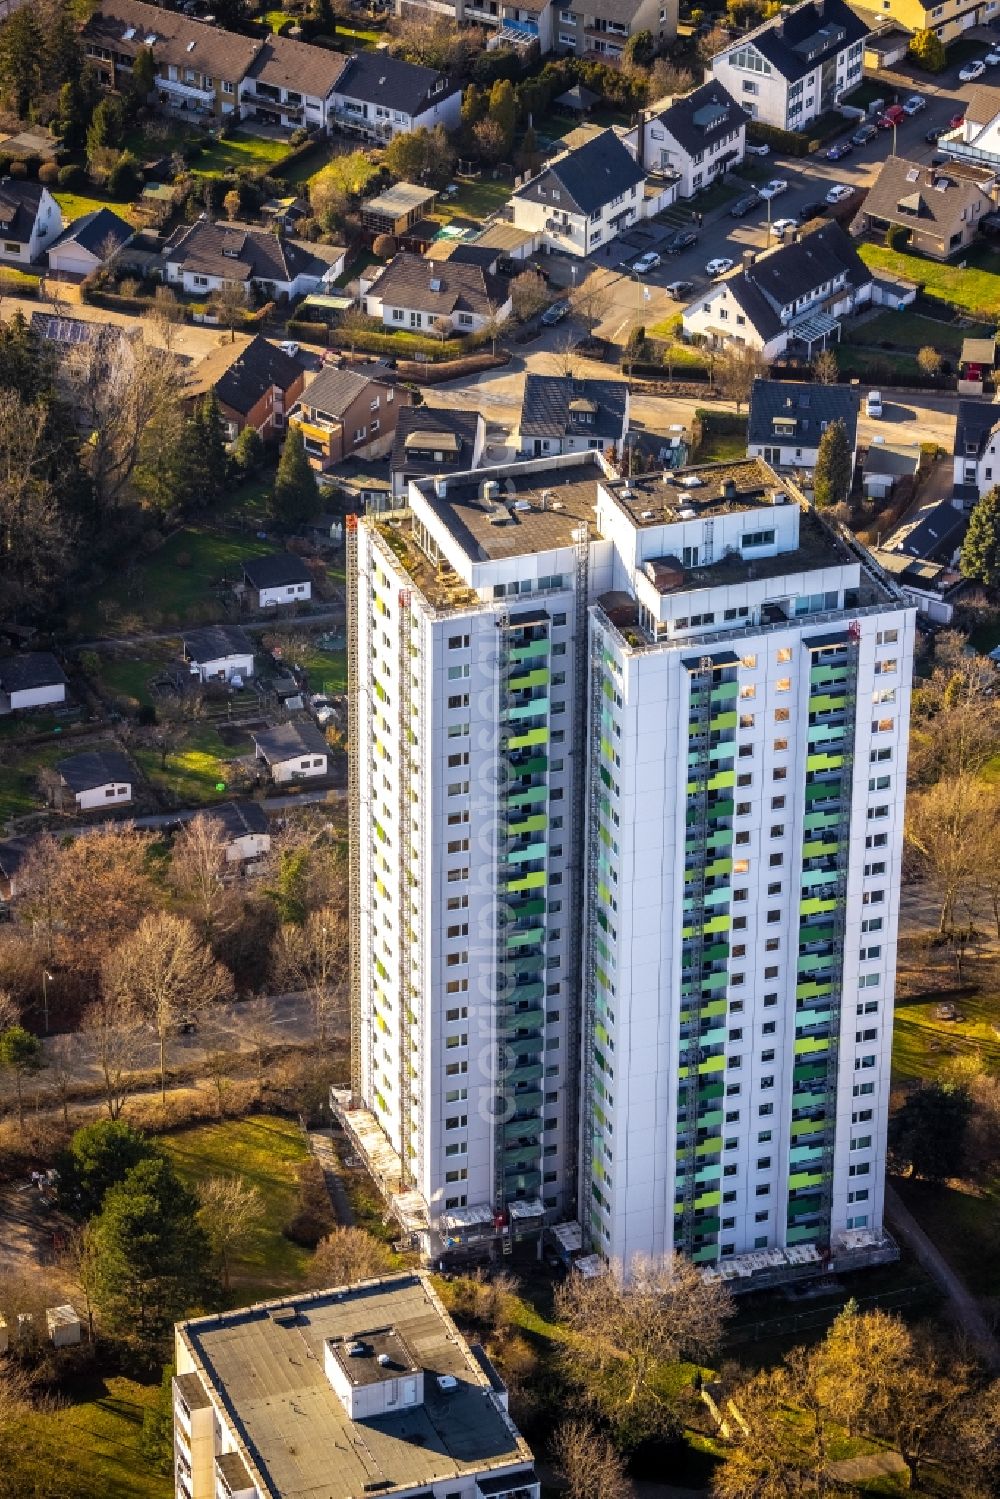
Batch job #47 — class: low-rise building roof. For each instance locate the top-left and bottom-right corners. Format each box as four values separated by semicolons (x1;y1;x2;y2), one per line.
748;378;859;449
647;81;749;158
720;0;868;84
954;399;1000;459
47;207;132;259
299;365;384;420
243;553;312;590
520;374;629;443
182;624;254;663
187;334;302;415
0;178;48;245
334;50;456;118
894;501;967;561
253;721;329;763
858;155;990;242
246;31;348;100
365;252;510;318
57;748;134;792
363;182;438;219
0;652;67;693
163;220;326;286
863;438;921;477
391;406;481;477
207;801;269;840
83;0;260;82
513;128;646;218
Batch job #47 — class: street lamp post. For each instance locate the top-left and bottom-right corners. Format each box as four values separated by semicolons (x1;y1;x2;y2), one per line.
41;969;54;1034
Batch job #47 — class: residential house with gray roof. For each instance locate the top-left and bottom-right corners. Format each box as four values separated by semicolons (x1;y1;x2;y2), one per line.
552;0;677;59
289;365;411;470
709;0;867;130
510;128;674;257
625;81;749;197
747;378;859;472
952;398;1000;501
56;748;135;811
0;179;61;265
330;50;461;140
163;220;344;301
851;156;992;261
682;220;873;360
46;207;133;278
517;374;630;457
390;406;486;498
360;252;513;333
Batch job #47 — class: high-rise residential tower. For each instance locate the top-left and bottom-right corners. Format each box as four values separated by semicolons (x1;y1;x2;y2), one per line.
343;450;913;1279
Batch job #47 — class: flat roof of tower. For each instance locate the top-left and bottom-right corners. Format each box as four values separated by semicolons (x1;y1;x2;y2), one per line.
415;456;607;562
605;457;798;527
177;1274;533;1499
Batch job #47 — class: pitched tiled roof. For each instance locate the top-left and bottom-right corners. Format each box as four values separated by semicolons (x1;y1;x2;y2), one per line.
247;33;349;100
897;502;967;561
208;800;269;839
954;399;1000;459
858;155;989;238
47;207;133;258
334;50;456;119
182;624;254;663
58;748;134;792
649;82;749;158
0;652;67;693
83;0;260;81
748;221;870;308
164;220;322;286
299;365;379;419
720;0;868;84
748;379;858;448
366;252;510;318
242;553;312;589
519;375;629;443
963;83;1000;127
253;721;328;763
390;406;481;476
514;129;645;218
188;334;302;416
0;178;46;244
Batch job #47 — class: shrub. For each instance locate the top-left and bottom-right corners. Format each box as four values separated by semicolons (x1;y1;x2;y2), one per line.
283;1157;335;1247
0;154;11;177
9;160;27;179
22;154;41;178
57;162;85;189
38;161;59;186
747;120;813;158
108;150;142;200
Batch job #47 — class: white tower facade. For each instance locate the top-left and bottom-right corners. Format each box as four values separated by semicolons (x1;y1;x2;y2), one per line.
346;452;913;1278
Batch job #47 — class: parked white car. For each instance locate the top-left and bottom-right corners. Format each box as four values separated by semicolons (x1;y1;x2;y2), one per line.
902;94;926;115
960;60;986;81
986;49;1000;65
825;183;854;204
745;142;770;157
771;217;798;236
705;257;735;278
865;390;883;418
632;251;662;275
758;179;789;199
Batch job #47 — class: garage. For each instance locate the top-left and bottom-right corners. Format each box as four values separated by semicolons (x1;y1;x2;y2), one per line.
46;206;134;279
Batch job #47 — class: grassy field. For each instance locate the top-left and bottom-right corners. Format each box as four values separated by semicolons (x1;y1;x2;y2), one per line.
893;1175;1000;1300
294;643;346;695
54;186;135;224
844;309;989;355
162;1114;312;1297
892;983;1000;1084
193;131;294;176
134;722;254;805
21;1373;170;1499
858;242;1000;319
435;176;512;224
836;345;921;379
76;528;277;636
0;741;66;822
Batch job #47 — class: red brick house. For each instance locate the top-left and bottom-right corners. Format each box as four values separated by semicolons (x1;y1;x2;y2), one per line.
186;335;305;443
288;366;410;472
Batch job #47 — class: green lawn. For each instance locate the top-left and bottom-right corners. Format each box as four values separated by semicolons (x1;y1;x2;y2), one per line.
97;655;168;710
162;1114;313;1296
844;309;989;355
279;140;336;188
134;723;253;805
892;985;1000;1084
836;345;920;379
0;742;67;822
20;1373;169;1499
193;131;294;176
893;1175;1000;1300
435;176;512;225
75;527;277;636
54;186;135;225
294;643;346;695
858;242;1000;319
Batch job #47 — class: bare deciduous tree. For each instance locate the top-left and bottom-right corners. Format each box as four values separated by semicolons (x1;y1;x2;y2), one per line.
209;278;248;342
80;989;145;1120
715;342;767;414
905;773;997;930
568;270;613;338
169;812;234;938
196;1175;265;1290
306;1225;395;1290
278;903;348;1044
510;270;549;324
102;912;233;1102
551;1418;630;1499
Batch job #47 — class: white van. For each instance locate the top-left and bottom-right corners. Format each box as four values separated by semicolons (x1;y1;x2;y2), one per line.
865;390;883;418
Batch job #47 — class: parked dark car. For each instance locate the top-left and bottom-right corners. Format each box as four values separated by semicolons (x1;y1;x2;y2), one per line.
665;227;699;254
925;125;945;142
729;191;761;218
826;139;854;161
851;122;878;145
798;199;826;221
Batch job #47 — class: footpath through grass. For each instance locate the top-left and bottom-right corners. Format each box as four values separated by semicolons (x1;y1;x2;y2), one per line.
161;1114;313;1298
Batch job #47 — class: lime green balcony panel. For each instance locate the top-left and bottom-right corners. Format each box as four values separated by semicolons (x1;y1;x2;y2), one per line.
709;710;739;732
810;692;847;713
507;785;547;811
506;871;546;893
509;667;550;691
800;896;838;917
789;1170;825;1190
794;1035;831;1056
698;1054;726;1076
509;638;549;661
696;1136;723;1157
787;1224;823;1244
508;727;548;750
807;752;845;772
686;856;733;883
796;980;834;1001
802;839;840;861
508;814;548;838
811;662;849;684
694;1189;722;1210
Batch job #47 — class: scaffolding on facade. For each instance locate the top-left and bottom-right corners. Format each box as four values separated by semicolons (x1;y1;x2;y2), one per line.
346;514;363;1104
565;526;591;1221
398;588;414;1190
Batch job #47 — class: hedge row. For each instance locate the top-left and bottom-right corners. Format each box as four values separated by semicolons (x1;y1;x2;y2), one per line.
285;319;476;362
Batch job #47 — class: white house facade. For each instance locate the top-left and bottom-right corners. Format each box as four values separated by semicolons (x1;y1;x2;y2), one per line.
708;0;867;131
0;182;62;265
953;399;1000;499
360;253;513;334
625;81;748;199
183;626;255;685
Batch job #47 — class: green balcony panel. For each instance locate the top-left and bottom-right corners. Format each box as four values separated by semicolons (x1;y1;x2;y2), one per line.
507;785;547;810
793;1061;829;1084
696;1136;723;1157
790;1144;824;1166
506;871;546;893
511;1089;543;1112
691;1244;719;1263
794;1035;830;1057
504;1117;542;1141
809;692;847;713
698;1081;725;1101
512;755;548;777
796;980;834;1001
787;1224;823;1245
787;1194;823;1220
800;896;838;917
709;709;739;732
507;897;546;919
700;1025;727;1047
796;1009;832;1030
810;662;849;684
508;667;550;691
698;1109;724;1128
509;813;547;836
797;952;832;973
805;781;842;805
506;928;545;950
509;1061;544;1083
788;1170;825;1190
505;1171;542;1193
504;1008;544;1035
801;868;839;890
791;1118;827;1139
803;810;844;833
792;1089;828;1110
510;980;545;1005
508;727;548;750
807;752;845;773
710;681;739;702
509;638;549;661
693;1188;722;1210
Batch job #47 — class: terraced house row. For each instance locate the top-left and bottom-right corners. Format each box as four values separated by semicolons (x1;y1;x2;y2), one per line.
341;450;914;1288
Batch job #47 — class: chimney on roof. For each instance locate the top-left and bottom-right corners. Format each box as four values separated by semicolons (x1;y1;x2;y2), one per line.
723;479;738;501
